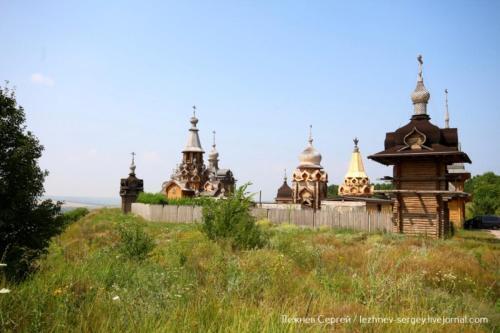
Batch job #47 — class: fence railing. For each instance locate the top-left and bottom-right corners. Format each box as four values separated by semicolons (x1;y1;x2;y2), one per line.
131;203;393;232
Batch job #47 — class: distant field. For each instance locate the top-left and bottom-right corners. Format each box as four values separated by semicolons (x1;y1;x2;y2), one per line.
42;196;120;211
1;209;498;332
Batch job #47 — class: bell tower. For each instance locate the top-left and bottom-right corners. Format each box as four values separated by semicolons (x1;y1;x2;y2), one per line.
368;55;471;238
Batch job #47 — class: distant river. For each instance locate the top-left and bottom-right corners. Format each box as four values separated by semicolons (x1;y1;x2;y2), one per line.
42;196;120;211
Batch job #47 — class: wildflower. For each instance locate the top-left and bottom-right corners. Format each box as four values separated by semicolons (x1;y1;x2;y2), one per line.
112;295;120;301
0;263;6;267
0;288;11;294
53;288;64;296
175;294;182;298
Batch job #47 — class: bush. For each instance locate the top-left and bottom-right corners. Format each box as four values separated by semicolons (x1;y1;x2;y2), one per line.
167;197;213;207
136;192;168;205
117;221;155;260
63;207;90;224
201;184;266;250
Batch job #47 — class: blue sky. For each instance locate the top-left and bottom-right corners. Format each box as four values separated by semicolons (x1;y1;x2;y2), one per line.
1;1;499;200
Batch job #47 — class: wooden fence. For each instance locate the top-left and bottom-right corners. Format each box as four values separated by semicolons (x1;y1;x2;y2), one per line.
131;203;393;232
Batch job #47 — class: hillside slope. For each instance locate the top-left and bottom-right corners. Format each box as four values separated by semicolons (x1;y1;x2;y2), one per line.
1;209;498;332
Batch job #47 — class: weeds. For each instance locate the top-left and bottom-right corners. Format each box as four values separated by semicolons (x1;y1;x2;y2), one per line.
202;184;266;250
0;208;498;332
117;221;155;260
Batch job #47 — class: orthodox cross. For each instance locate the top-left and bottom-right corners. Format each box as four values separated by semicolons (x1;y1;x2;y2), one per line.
444;89;450;128
417;54;423;81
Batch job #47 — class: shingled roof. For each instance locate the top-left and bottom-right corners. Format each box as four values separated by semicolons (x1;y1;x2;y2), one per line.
368;114;471;165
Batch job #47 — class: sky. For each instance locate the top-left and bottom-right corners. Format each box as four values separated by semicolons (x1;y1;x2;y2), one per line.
1;0;499;201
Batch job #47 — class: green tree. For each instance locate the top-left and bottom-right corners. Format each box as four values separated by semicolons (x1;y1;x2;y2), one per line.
0;84;64;280
372;182;394;199
464;172;500;217
327;184;339;198
374;182;395;191
201;184;266;250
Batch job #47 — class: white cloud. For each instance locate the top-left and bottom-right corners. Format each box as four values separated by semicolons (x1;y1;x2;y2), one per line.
30;73;55;87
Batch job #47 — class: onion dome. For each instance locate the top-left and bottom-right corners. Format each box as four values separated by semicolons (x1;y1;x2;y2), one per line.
298;125;322;169
183;106;205;153
208;130;219;161
411;55;430;115
208;130;219;171
276;169;293;200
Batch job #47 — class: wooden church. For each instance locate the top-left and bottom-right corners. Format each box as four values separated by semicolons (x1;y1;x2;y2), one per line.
161;108;235;199
368;55;471;238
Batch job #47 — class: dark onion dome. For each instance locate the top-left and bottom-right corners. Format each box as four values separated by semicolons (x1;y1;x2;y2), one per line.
277;178;293;199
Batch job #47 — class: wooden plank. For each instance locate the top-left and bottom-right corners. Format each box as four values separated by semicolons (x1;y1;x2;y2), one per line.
177;206;193;223
251;208;269;220
193;207;203;223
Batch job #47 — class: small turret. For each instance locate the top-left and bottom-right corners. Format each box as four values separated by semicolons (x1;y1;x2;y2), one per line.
120;152;144;213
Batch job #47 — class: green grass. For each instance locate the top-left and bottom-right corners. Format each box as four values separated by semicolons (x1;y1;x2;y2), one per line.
0;209;498;332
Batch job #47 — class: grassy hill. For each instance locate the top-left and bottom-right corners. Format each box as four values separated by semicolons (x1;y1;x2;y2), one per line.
1;209;498;332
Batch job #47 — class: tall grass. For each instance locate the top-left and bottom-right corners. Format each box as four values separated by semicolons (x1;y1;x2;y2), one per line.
0;209;498;332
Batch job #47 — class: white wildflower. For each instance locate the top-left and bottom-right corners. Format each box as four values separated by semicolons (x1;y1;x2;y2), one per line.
112;295;120;301
0;288;11;294
0;263;7;267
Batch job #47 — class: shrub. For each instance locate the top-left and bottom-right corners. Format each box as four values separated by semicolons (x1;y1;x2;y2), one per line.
136;192;168;205
201;184;266;250
167;197;213;207
63;207;90;224
117;221;155;260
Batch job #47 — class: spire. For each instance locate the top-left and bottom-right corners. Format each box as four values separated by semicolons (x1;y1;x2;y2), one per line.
283;168;287;182
411;54;431;115
346;138;368;178
129;152;136;175
183;106;204;153
339;138;373;196
444;89;450;128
